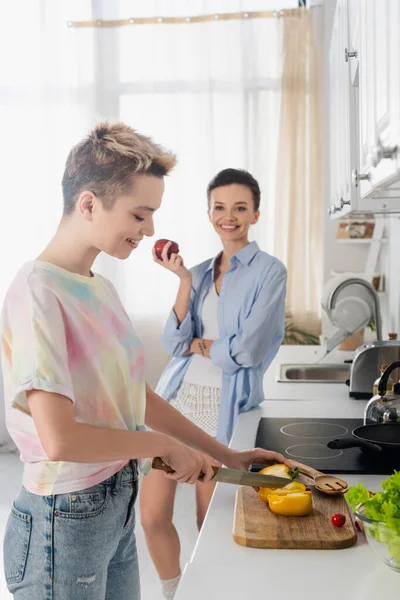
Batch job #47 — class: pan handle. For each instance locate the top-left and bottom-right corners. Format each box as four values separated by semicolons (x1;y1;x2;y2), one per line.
327;438;382;452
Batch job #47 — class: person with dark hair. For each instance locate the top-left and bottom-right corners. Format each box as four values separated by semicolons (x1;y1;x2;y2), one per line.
141;168;287;599
1;129;289;600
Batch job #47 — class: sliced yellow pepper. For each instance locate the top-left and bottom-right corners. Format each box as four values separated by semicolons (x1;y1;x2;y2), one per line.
258;481;307;503
259;464;292;478
268;491;313;517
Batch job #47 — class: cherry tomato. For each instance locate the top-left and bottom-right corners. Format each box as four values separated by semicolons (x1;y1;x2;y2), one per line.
331;513;346;527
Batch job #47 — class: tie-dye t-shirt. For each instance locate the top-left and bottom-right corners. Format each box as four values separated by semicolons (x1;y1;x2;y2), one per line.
0;261;151;495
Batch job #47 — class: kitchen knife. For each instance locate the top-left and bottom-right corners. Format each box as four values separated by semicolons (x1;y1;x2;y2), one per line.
151;457;292;488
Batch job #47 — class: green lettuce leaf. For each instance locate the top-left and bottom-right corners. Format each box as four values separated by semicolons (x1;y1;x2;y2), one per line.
346;471;400;564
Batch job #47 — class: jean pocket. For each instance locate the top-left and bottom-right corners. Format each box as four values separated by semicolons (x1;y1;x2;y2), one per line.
4;505;32;585
55;483;110;519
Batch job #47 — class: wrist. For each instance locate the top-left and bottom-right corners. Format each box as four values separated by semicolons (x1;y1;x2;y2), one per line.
213;444;234;466
179;271;192;283
153;432;176;457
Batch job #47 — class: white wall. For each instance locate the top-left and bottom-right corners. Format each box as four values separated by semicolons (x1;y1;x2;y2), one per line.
387;218;400;334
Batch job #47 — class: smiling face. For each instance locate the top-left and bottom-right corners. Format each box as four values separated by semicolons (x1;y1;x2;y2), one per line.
208;183;260;244
78;174;164;259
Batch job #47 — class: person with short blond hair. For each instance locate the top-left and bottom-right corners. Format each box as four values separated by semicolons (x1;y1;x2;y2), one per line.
1;122;289;600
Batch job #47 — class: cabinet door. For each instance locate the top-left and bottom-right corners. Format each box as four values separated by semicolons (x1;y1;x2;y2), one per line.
359;0;400;199
329;0;357;218
357;0;374;197
329;0;348;216
348;0;360;85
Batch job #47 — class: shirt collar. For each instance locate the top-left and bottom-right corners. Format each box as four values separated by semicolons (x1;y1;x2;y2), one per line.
206;241;259;272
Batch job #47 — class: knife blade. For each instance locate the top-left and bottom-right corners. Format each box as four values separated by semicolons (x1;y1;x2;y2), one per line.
151;458;291;488
210;467;292;488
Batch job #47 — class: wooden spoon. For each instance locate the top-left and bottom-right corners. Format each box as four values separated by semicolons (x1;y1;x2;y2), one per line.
290;461;349;496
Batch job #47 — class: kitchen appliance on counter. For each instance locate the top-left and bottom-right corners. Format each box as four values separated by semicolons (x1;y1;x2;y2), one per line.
255;418;398;474
348;341;400;399
317;274;382;361
365;360;400;422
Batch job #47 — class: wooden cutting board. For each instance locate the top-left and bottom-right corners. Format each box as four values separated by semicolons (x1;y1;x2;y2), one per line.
233;486;357;549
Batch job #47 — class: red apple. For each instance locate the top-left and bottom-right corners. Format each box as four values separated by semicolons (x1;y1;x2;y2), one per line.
154;239;180;260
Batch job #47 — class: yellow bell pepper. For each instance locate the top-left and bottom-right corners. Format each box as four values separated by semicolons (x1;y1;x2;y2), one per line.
268;491;313;517
259;464;292;478
258;481;307;504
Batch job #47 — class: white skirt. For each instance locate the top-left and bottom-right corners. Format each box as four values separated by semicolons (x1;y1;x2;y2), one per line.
169;355;223;437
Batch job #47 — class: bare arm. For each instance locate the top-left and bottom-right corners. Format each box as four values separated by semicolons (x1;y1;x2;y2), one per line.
28;390;172;462
27;390;215;483
145;385;292;471
145;384;231;464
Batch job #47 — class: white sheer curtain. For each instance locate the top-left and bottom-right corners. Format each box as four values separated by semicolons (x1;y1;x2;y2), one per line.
89;0;289;322
0;1;95;306
0;0;292;310
0;0;297;400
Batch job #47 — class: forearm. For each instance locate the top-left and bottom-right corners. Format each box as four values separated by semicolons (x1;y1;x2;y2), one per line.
189;337;214;358
53;424;172;463
173;275;192;325
145;384;231;464
27;390;173;463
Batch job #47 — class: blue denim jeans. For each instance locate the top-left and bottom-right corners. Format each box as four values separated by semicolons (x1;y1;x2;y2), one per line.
3;461;140;599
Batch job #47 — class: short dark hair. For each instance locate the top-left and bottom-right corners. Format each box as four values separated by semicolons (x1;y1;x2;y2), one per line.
206;168;261;211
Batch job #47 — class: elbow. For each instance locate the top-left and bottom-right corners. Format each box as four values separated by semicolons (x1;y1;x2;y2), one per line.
161;338;189;358
234;349;263;370
45;441;65;462
42;434;71;462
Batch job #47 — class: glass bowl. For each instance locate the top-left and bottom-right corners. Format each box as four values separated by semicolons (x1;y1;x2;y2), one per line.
355;505;400;573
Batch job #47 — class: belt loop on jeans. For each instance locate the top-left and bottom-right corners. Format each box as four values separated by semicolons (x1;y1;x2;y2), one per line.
131;459;138;480
112;467;122;494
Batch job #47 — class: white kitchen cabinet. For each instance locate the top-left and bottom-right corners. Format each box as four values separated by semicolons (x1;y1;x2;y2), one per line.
329;0;400;218
358;0;400;200
328;0;355;218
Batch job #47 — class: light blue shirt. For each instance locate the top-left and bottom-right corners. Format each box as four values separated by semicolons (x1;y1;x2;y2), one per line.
155;242;287;445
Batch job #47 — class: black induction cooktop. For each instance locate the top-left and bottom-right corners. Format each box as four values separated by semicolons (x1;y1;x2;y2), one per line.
255;418;399;475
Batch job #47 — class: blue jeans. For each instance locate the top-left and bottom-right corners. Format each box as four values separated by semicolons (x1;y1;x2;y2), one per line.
3;461;140;599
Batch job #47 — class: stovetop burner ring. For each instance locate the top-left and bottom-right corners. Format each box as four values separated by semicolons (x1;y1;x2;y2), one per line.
280;421;348;439
285;444;343;460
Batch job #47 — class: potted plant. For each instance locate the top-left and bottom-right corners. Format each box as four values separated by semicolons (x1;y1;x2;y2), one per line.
283;312;320;345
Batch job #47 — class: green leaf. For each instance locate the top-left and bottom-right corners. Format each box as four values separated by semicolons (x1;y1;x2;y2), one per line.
346;471;400;564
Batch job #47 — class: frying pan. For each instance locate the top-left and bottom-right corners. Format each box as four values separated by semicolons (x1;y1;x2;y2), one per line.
327;423;400;454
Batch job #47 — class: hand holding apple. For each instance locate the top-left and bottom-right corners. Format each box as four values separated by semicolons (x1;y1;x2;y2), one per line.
152;239;191;280
154;239;180;260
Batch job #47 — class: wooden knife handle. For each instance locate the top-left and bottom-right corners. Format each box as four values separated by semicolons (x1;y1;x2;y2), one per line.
152;457;219;481
152;457;175;473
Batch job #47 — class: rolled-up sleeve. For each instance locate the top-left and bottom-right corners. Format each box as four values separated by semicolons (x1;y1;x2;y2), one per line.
160;307;195;357
160;268;199;357
210;262;287;375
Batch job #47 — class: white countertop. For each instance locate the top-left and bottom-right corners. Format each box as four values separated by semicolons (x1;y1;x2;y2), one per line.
176;348;399;600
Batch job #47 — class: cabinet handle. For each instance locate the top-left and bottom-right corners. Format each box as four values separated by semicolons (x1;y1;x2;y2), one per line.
328;201;343;216
351;168;370;187
368;137;399;168
344;48;357;62
340;197;351;209
328;205;337;216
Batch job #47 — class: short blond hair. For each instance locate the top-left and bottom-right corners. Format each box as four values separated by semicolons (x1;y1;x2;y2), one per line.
62;121;176;214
